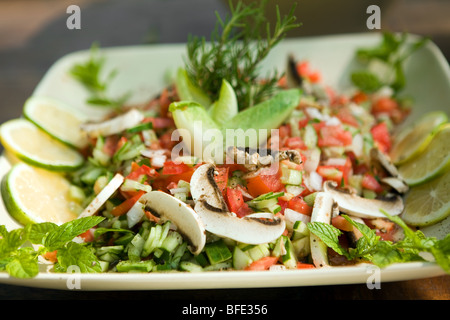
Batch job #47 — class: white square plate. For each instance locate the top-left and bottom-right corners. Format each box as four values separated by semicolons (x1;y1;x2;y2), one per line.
0;33;448;290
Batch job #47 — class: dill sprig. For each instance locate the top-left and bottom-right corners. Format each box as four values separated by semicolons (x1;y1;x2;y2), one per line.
185;0;301;110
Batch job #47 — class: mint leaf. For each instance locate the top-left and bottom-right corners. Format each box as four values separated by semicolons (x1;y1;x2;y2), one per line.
307;222;350;258
5;247;39;279
24;222;58;245
44;216;104;251
55;241;102;273
0;227;27;257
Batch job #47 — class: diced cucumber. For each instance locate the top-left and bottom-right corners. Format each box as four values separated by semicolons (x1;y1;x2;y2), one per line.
205;240;232;265
232;246;253;270
179;261;204;272
280;166;302;185
203;260;233;271
303;124;318;149
161;231;183;252
120;178;152;193
98;252;120;263
246;243;270;261
194;252;209;267
96;245;124;257
281;236;298;269
292;237;311;258
116;260;155;272
303;192;317;207
291;220;310;241
127;233;145;261
271;236;284;258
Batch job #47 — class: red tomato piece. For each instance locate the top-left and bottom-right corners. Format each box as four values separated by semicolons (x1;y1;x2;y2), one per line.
214;166;229;193
111;191;146;217
361;173;383;193
246;172;284;198
371;97;398;114
331;215;354;232
162;161;191;175
284;136;306;150
287;196;312;216
245;256;279;271
371;122;392;152
318;125;353;147
225;187;253;218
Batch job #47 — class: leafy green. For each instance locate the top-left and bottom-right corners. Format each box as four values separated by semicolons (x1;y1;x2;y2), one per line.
351;32;428;94
307;213;450;273
70;43;130;110
185;0;301;110
0;216;104;278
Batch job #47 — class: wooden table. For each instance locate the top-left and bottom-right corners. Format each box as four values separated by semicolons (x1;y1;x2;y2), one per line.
0;0;448;301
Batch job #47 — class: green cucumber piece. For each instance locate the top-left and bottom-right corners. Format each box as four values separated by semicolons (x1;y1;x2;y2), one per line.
232;246;253;270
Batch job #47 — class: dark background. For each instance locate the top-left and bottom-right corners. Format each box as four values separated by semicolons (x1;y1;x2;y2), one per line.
0;0;448;300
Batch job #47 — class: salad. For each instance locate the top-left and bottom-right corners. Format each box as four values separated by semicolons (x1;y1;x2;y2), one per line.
0;1;449;279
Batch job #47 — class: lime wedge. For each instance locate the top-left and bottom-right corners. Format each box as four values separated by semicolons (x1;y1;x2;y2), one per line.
1;163;79;225
398;124;450;186
0;119;84;171
401;169;450;227
390;111;447;165
175;68;211;107
208;79;238;126
23;96;89;149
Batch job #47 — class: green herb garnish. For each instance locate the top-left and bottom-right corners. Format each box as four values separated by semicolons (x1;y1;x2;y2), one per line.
0;216;104;278
70;43;130;110
185;0;301;110
307;212;449;273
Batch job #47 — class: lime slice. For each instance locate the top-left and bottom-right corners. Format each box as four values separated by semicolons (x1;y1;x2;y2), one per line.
208;79;238;126
401;169;450;227
23;96;89;149
0;118;84;171
390;111;447;165
398;124;450;186
175;68;211;107
1;163;79;225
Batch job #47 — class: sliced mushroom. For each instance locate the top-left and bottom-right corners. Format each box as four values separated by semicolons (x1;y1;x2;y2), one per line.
78;173;125;218
189;163;228;211
139;191;206;255
190;163;286;244
80;109;144;138
309;192;335;268
370;147;409;193
323;180;404;219
194;200;286;245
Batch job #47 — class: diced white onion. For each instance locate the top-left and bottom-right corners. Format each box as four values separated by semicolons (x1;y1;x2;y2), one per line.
126;199;145;228
324;157;347;166
284;208;311;225
303;148;321;173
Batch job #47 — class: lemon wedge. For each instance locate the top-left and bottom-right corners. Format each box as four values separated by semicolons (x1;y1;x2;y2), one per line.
0;118;84;171
1;163;79;225
398;123;450;186
390;111;447;165
23;96;89;149
401;169;450;227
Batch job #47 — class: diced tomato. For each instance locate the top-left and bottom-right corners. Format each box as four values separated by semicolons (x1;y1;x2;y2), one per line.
361;172;383;193
162;160;191;175
158;88;172;117
364;218;397;241
111;191;145;217
102;135;120;156
284;136;306;150
43;250;58;263
296;262;315;269
336;108;359;127
297;61;311;77
317;165;344;184
351;91;368;104
298;118;309;129
214;166;229;193
287;196;312;216
127;162;159;181
318;125;353;147
225;187;253;218
246;172;284;198
371;122;391;152
308;71;321;83
331;215;354;232
79;229;95;242
244;256;279;271
277;198;289;214
371;97;398;115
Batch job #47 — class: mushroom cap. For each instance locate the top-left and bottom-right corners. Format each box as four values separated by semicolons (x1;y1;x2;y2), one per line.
194;200;286;244
323;181;404;219
140;191;206;255
191;163;286;244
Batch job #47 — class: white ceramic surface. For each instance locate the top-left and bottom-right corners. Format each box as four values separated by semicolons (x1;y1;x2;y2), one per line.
0;33;448;290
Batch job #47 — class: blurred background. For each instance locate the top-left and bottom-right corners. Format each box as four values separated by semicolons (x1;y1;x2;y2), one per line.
0;0;449;125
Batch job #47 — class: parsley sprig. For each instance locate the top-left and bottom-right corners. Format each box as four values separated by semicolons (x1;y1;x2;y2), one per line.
0;216;104;278
70;43;130;110
351;32;428;94
307;212;449;273
185;0;301;110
